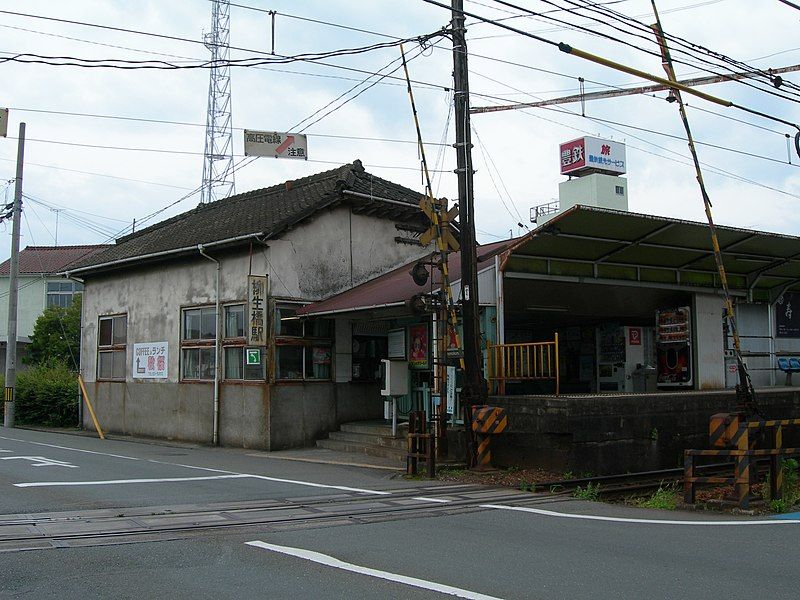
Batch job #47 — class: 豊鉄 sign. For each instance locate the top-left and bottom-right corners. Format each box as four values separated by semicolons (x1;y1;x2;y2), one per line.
244;129;308;160
132;342;168;379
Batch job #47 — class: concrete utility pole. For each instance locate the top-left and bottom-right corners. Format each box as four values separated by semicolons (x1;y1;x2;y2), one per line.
451;0;486;441
4;122;25;428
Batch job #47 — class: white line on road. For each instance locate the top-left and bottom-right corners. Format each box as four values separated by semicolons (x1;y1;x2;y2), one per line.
481;504;800;526
14;474;252;488
245;541;502;600
0;434;390;495
247;474;391;496
412;497;451;503
0;435;141;461
0;449;11;453
0;456;77;468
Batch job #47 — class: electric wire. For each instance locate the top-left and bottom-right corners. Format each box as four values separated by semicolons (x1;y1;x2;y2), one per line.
496;0;800;104
562;0;800;98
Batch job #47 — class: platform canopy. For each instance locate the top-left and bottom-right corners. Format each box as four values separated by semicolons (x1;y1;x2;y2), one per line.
500;205;800;302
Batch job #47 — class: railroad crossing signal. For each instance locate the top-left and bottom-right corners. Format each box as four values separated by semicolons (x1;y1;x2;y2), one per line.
418;196;459;251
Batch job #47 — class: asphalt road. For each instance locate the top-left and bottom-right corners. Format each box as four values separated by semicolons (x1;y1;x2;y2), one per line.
1;428;799;600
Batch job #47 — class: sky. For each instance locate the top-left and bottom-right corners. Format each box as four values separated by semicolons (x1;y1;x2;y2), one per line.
1;0;799;261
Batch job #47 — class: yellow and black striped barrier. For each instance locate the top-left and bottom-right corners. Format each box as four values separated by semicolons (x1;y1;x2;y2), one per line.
685;413;800;509
471;406;508;469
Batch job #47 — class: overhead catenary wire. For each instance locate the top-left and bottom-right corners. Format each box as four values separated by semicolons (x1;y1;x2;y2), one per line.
491;0;800;104
561;0;800;98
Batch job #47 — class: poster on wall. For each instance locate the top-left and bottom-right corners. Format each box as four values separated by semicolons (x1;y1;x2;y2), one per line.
388;329;406;359
408;324;429;369
247;275;268;345
776;292;800;338
132;342;168;379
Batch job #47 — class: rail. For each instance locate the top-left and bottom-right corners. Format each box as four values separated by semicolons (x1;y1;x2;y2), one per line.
486;334;559;395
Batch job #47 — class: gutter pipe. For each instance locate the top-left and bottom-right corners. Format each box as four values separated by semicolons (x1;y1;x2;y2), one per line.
62;232;264;277
341;189;421;209
198;244;221;446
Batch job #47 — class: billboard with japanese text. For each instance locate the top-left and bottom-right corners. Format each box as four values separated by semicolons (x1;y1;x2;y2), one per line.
132;342;168;379
560;136;626;176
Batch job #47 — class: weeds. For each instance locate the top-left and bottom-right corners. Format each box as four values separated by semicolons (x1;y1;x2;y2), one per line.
573;482;601;501
636;485;678;510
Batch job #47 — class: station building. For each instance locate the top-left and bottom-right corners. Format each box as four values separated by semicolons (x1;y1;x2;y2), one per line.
68;148;800;472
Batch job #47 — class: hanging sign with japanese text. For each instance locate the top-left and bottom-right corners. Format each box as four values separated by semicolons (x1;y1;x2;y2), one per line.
247;275;268;345
560;136;626;176
132;342;168;379
244;129;308;160
0;108;8;138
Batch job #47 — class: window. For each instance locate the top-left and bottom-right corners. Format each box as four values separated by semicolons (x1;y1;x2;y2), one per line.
222;304;265;381
275;306;332;381
181;306;216;381
97;314;127;380
615;185;624;196
47;280;83;308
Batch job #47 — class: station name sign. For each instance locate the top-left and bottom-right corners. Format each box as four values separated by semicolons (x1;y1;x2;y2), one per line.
248;275;268;345
560;136;626;176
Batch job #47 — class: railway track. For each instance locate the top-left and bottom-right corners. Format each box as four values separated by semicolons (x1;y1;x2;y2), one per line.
0;483;565;552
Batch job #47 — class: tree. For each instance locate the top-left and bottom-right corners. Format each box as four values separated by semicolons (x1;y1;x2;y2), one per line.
25;294;82;368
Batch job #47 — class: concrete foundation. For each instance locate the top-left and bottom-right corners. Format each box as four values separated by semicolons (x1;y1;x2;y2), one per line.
485;389;800;474
84;380;382;450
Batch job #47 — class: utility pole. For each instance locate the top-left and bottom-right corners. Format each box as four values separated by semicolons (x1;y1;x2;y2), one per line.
451;0;486;454
4;122;25;428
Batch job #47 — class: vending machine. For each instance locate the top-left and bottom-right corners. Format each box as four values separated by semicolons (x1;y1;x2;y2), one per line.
655;307;692;388
597;324;656;393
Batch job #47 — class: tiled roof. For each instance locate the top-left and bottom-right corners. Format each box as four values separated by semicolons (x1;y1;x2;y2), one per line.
0;245;111;276
297;239;514;316
70;160;426;273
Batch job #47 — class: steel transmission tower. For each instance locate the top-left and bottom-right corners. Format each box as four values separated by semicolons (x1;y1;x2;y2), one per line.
201;0;235;203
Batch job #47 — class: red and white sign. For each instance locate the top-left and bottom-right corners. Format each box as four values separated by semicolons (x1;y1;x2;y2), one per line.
560;136;626;176
628;327;641;346
244;129;308;160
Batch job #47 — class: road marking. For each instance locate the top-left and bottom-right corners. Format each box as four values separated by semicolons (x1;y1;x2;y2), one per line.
413;497;451;503
14;474;251;488
0;456;77;468
0;435;140;461
1;434;390;496
245;541;502;600
247;474;391;496
0;449;11;453
481;504;800;526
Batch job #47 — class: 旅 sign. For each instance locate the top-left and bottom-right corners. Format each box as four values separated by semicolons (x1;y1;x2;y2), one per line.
132;342;168;379
248;275;268;345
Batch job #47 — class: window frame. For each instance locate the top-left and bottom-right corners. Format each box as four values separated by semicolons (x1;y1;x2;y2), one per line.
180;305;217;382
97;313;127;381
274;305;333;382
222;303;266;382
46;279;83;308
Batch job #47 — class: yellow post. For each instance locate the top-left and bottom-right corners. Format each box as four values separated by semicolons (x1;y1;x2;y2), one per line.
77;375;105;440
554;333;560;396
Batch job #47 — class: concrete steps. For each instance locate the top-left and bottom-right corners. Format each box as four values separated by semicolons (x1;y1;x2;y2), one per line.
316;421;408;466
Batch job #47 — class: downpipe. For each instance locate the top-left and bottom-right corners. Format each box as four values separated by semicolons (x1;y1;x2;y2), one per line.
198;244;221;446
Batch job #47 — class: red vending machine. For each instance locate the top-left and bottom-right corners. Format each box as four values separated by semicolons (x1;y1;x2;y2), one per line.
655;307;692;388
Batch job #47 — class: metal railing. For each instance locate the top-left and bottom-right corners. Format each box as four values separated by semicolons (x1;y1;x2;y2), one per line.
486;334;560;395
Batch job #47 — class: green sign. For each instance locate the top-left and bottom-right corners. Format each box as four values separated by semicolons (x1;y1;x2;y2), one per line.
246;348;261;365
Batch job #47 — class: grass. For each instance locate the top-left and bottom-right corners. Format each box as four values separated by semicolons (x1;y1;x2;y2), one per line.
572;482;601;501
636;485;679;510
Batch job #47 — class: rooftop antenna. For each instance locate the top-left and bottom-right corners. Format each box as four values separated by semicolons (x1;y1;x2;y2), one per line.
201;0;235;204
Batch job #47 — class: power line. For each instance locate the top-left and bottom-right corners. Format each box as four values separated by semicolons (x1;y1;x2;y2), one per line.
0;9;452;90
0;157;195;190
563;0;800;99
495;0;800;104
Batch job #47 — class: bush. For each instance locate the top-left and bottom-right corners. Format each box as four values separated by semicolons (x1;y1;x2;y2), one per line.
1;362;79;427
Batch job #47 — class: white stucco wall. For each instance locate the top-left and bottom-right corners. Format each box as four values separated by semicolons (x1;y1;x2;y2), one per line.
0;276;46;341
81;206;428;384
